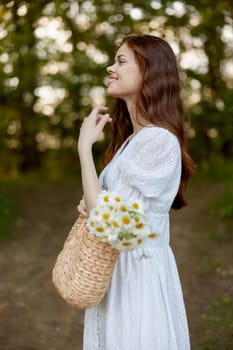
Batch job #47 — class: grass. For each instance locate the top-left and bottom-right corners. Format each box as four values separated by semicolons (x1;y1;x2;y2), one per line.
207;181;233;243
198;246;221;272
0;169;80;240
194;296;233;350
193;162;233;349
196;157;233;243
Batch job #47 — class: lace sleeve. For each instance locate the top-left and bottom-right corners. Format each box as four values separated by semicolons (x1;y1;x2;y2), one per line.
115;127;181;209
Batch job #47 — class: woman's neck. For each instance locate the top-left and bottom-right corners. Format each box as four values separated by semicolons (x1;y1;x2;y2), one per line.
126;99;149;134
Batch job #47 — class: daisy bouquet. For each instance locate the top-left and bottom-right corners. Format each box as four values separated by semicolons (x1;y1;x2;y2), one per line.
87;191;157;252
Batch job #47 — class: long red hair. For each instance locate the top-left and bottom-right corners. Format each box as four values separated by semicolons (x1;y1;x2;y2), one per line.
104;35;195;209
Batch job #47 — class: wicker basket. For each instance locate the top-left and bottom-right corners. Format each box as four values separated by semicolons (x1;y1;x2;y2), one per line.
52;215;119;309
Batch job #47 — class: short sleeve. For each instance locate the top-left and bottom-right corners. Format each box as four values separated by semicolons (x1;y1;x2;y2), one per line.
118;127;181;210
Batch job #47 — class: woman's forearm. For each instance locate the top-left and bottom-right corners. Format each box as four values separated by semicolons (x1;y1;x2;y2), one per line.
78;146;100;213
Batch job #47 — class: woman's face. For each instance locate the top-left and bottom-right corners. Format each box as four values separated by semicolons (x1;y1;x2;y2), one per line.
106;43;142;101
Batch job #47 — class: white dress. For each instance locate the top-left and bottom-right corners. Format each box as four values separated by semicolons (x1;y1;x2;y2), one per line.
83;125;191;350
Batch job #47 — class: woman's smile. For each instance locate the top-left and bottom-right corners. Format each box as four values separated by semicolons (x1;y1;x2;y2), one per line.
108;75;119;86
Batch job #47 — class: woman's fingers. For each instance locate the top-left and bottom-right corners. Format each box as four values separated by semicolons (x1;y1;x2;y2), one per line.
82;107;110;127
77;204;88;217
97;113;112;130
94;106;108;114
77;197;88;216
89;106;108;120
78;106;111;150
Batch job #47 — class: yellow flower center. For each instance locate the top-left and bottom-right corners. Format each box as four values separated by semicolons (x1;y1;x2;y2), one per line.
148;233;157;239
122;242;131;247
120;205;127;212
137;239;143;244
114;197;121;202
122;216;130;225
136;223;144;229
113;221;119;228
103;213;110;221
96;227;104;233
103;195;109;202
132;202;139;210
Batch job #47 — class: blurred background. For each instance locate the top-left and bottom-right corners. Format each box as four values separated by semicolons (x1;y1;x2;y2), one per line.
0;0;232;349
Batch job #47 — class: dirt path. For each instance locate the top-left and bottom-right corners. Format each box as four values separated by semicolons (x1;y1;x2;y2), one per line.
0;179;232;349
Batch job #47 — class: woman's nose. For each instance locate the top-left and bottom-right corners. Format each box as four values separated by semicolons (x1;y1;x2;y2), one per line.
106;64;115;74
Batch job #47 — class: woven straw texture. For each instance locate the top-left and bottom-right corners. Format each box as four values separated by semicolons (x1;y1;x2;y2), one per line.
52;215;119;309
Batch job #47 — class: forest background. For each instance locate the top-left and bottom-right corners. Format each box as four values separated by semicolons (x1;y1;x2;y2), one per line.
0;1;232;349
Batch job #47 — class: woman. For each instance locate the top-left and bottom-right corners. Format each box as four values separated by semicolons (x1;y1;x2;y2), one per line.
78;35;194;350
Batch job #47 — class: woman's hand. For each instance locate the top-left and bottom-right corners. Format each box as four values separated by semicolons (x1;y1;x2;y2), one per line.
78;106;112;153
77;195;88;217
77;106;110;211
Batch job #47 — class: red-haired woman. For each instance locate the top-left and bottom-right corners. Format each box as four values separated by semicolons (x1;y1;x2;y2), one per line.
78;35;194;350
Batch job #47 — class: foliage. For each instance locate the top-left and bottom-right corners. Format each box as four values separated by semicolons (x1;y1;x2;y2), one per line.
0;0;233;175
0;179;18;239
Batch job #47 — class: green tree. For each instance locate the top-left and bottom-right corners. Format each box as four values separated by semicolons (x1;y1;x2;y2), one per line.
0;0;232;175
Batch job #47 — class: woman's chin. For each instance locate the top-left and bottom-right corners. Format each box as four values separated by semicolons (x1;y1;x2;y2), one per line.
106;87;120;98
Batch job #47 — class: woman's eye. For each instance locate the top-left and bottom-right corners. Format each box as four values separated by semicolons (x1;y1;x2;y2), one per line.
119;61;126;65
